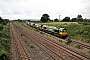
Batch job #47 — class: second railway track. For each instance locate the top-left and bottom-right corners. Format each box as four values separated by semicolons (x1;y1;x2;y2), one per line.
10;23;29;60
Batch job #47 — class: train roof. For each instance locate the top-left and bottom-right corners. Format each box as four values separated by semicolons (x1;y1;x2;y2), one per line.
46;26;59;30
59;28;67;30
47;26;56;28
43;25;48;27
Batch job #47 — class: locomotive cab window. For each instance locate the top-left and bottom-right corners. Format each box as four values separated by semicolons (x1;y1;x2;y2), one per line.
62;30;64;32
44;27;46;29
55;30;59;33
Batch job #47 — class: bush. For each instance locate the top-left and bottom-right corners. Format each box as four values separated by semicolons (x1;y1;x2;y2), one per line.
40;32;43;34
63;23;67;25
66;38;72;45
30;44;34;48
0;50;9;60
0;23;10;60
0;24;3;31
76;44;81;49
34;29;38;32
0;38;8;48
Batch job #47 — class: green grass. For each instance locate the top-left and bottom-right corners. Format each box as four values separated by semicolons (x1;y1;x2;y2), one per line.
38;22;78;25
15;21;25;25
36;22;78;29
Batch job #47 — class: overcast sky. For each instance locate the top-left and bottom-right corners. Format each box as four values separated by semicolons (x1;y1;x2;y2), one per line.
0;0;90;20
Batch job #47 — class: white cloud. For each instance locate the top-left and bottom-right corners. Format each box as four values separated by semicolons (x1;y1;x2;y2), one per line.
7;9;13;14
0;10;2;15
0;0;90;20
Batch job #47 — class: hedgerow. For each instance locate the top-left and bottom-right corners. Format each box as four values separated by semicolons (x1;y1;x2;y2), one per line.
0;23;10;60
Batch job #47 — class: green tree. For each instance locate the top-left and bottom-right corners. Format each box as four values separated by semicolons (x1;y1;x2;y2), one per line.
0;17;4;24
40;14;50;22
0;17;3;31
83;18;87;22
71;18;77;22
54;18;59;22
18;19;22;22
4;19;9;23
77;14;83;22
0;17;9;25
27;20;31;22
62;16;70;22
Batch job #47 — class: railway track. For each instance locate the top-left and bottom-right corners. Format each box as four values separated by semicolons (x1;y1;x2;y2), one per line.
14;23;54;60
13;22;90;60
72;40;90;49
44;30;90;50
10;23;29;60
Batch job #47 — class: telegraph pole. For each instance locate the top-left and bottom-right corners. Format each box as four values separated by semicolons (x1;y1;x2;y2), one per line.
59;15;60;21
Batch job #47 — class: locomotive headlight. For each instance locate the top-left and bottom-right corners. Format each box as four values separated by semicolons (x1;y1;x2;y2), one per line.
59;31;63;35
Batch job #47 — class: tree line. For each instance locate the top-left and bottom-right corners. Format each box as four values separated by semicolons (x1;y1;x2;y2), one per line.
40;14;90;22
0;16;9;31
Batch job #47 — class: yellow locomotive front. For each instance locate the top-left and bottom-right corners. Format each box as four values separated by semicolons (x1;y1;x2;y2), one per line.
59;28;68;37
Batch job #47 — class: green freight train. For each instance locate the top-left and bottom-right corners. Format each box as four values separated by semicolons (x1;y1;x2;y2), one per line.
26;21;68;38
